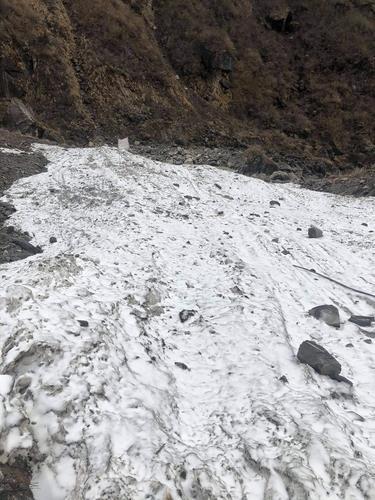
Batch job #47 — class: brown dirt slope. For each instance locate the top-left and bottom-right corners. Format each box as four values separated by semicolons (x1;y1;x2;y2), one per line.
0;0;374;169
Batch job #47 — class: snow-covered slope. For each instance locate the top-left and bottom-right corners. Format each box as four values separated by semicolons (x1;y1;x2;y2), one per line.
1;146;375;500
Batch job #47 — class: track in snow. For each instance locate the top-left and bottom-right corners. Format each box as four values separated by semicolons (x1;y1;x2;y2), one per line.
0;145;375;499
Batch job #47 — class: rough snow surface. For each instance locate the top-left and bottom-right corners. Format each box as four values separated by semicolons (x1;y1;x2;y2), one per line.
0;145;375;499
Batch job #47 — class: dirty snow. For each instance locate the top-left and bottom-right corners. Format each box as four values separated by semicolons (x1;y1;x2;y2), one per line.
0;147;27;155
0;145;375;499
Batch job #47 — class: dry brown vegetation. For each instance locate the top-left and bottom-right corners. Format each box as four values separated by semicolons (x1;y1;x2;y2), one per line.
0;0;374;169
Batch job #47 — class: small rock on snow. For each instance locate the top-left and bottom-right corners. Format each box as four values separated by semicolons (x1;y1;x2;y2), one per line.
175;362;190;370
308;225;323;238
179;310;196;323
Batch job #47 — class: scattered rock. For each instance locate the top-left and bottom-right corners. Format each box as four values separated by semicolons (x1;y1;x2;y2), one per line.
349;315;374;327
345;343;354;348
175;361;190;370
308;225;323;238
49;236;57;244
279;375;288;383
297;340;352;384
270;200;280;207
78;320;89;327
179;309;196;323
308;305;340;327
364;339;372;344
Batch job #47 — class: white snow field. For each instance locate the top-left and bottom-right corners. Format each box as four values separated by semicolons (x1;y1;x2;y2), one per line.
0;145;375;500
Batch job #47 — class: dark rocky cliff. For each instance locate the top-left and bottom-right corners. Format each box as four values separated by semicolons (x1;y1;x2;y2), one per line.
0;0;374;169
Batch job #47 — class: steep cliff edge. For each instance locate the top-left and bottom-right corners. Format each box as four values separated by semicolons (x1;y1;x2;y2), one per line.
0;0;374;169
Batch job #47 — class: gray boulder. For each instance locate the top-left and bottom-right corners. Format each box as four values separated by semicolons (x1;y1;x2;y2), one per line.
309;305;340;328
349;315;374;327
179;309;196;323
308;225;323;238
297;340;352;384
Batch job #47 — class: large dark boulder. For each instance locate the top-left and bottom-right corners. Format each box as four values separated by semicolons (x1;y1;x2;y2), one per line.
308;305;340;327
297;340;352;384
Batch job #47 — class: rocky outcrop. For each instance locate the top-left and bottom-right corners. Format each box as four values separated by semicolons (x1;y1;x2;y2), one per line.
0;98;43;137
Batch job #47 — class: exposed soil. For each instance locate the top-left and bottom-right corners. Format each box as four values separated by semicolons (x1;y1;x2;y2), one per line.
0;0;374;173
133;142;375;196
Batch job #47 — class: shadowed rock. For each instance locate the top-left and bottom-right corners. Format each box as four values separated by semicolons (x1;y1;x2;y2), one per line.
179;309;196;323
12;239;42;255
297;340;352;385
309;305;340;328
349;315;374;327
175;362;190;370
308;225;323;238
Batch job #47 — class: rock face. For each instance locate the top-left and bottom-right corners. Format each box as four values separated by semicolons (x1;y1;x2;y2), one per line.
0;98;41;136
297;340;351;384
0;0;374;172
308;305;340;327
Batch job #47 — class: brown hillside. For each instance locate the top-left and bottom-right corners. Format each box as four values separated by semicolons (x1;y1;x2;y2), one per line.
0;0;374;168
